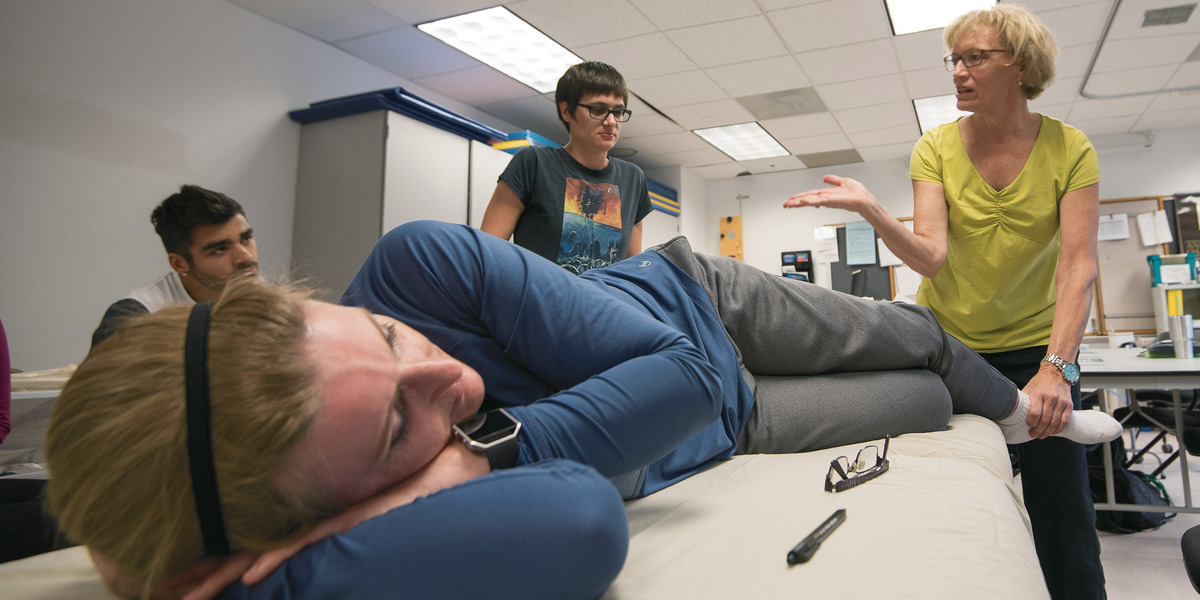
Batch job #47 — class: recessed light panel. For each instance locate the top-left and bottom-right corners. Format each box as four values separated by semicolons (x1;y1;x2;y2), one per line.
885;0;996;36
693;122;790;162
913;95;969;134
418;7;581;93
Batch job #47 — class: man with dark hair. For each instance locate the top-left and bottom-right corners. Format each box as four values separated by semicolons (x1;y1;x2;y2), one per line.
480;61;652;274
90;185;258;348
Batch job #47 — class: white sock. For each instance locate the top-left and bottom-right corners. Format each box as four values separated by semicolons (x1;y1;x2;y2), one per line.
998;391;1122;445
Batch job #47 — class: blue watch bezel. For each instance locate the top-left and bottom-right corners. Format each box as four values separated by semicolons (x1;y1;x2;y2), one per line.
1062;361;1080;384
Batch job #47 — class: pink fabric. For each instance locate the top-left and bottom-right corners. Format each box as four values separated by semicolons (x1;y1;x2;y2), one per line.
0;318;10;444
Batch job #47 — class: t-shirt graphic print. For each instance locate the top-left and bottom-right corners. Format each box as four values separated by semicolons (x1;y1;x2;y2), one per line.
559;178;623;274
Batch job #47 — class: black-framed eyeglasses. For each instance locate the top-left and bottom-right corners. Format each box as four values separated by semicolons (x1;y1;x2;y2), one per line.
825;435;890;493
943;49;1007;71
577;103;632;123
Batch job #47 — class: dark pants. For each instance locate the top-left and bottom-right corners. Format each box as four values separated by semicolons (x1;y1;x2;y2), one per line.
0;478;76;563
982;346;1106;600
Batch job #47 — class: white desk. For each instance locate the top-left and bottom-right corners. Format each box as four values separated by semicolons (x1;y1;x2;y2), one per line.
1079;347;1200;514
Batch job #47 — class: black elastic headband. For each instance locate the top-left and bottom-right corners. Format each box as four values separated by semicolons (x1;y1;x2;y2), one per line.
184;301;230;556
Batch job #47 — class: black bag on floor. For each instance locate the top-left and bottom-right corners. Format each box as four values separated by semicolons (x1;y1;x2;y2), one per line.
1086;437;1175;533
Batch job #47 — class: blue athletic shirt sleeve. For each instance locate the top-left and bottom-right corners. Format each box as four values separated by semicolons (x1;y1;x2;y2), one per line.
222;460;628;600
340;221;724;483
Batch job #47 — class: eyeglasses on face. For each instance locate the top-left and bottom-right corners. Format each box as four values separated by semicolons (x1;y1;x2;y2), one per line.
943;49;1007;72
577;103;632;123
824;435;890;493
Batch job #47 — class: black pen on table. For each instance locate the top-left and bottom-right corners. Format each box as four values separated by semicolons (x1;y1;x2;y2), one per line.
787;508;846;565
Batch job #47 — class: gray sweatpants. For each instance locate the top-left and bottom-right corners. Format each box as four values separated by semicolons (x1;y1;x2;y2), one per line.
652;235;1018;454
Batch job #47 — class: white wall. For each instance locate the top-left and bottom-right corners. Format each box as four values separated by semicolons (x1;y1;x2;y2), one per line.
0;0;515;371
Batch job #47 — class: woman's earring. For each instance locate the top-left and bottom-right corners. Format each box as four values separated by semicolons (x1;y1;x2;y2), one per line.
1018;80;1024;87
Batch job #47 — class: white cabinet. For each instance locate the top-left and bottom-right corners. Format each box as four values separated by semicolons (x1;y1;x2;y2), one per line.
1150;282;1200;334
292;110;511;299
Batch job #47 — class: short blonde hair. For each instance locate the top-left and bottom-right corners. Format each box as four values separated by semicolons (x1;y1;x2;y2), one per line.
946;4;1057;100
45;278;332;596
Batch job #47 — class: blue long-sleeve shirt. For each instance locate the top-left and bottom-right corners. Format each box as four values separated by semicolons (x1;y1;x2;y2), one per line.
340;220;755;498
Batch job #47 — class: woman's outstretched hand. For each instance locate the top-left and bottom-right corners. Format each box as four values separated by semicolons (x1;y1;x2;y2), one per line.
784;174;875;214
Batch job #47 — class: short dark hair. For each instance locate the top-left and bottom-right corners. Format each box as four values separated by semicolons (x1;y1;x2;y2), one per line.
150;185;245;259
554;61;629;132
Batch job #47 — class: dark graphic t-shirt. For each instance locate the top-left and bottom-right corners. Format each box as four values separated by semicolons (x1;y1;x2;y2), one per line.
499;147;652;274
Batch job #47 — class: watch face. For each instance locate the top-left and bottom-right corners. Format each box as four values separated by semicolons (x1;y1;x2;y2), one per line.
454;409;520;448
1063;362;1080;383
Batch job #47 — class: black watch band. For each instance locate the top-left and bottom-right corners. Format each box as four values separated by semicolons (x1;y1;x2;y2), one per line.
483;436;519;470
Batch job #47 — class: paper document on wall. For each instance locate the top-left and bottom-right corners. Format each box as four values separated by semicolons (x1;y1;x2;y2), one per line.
1136;210;1174;246
1097;213;1130;241
893;265;922;300
878;239;902;266
845;221;877;266
814;226;839;263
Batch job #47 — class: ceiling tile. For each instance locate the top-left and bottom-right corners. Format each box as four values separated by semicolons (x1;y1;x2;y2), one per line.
903;67;955;99
336;26;480;80
817;75;909;111
779;132;853;155
690;162;750;180
760;111;842;139
413;65;542;105
576;33;697;80
622;98;688;136
628;70;728;108
847;123;920;147
797;148;862;168
1134;105;1200;130
227;0;404;42
665;16;789;68
856;142;912;163
1056;44;1095;80
1036;3;1109;49
366;0;501;25
739;87;826;120
477;94;566;141
1068;95;1156;122
768;0;892;54
655;145;734;167
660;99;757;130
834;101;916;134
1082;65;1177;98
1070;114;1141;137
1033;101;1074;124
1094;36;1200;72
507;0;658;46
893;28;946;72
1103;0;1200;40
795;39;901;85
629;0;762;29
1031;76;1084;107
738;154;806;173
618;131;710;156
707;56;811;97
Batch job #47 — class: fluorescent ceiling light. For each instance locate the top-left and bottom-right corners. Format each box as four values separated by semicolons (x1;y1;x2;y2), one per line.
418;7;581;93
885;0;996;35
913;95;969;134
693;122;790;162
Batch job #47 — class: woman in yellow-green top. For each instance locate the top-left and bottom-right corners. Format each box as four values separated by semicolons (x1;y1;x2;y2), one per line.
784;6;1102;600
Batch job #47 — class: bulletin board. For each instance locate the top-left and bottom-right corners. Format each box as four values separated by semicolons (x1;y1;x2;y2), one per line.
1093;196;1169;334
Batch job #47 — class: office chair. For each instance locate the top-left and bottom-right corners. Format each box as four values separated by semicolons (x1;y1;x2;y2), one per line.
1183;525;1200;593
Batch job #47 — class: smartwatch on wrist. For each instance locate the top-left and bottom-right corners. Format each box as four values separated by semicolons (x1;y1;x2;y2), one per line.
1042;353;1080;384
452;408;521;470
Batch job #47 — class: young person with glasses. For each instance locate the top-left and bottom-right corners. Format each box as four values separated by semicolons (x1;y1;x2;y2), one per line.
480;61;652;274
47;220;1120;599
784;5;1105;598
